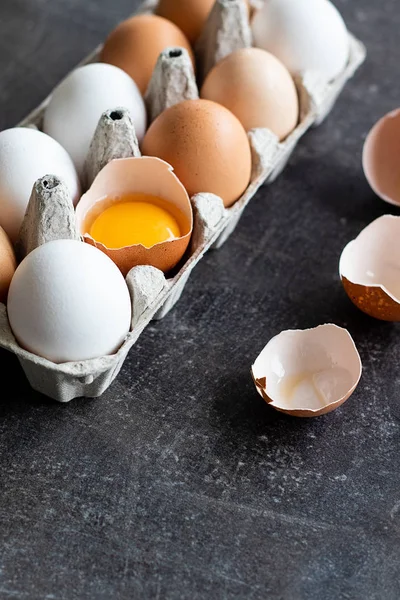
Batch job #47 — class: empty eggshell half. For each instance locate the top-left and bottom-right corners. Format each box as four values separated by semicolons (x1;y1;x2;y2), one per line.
339;215;400;320
75;157;193;277
362;108;400;206
251;324;362;417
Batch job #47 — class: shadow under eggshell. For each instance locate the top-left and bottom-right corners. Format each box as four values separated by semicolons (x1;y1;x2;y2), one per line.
363;108;400;206
75;157;193;277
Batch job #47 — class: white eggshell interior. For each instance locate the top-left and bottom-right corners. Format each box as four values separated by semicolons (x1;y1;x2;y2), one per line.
339;215;400;301
252;0;349;82
362;109;400;206
252;325;361;411
43;63;147;178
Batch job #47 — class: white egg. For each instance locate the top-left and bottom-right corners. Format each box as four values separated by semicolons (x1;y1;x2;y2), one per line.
43;63;147;177
7;239;132;363
252;0;349;81
0;128;80;243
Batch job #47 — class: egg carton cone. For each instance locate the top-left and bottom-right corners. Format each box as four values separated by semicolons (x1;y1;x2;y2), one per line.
3;0;366;402
0;172;229;402
195;0;253;83
145;47;199;122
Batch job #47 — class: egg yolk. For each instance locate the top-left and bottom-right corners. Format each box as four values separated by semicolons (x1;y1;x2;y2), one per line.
89;194;181;249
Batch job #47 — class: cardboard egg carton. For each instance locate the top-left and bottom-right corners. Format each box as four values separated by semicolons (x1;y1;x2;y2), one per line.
1;0;366;402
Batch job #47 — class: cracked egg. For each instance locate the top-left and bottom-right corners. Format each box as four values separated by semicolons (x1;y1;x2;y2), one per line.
363;108;400;206
340;215;400;320
75;157;193;277
251;324;362;417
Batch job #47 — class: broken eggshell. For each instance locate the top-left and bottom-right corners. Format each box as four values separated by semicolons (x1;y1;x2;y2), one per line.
251;324;362;417
362;108;400;206
75;157;193;277
340;214;400;321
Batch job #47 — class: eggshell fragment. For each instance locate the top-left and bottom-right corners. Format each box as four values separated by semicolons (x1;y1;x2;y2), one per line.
43;63;147;178
362;109;400;206
252;0;349;82
339;215;400;321
100;15;195;95
251;325;362;417
141;99;252;208
75;157;193;276
200;47;299;138
0;227;17;304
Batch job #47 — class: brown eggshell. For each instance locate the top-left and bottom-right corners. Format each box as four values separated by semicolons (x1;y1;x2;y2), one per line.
201;48;299;139
156;0;250;44
251;325;362;418
75;157;193;277
339;215;400;320
141;99;252;208
362;108;400;206
0;226;17;303
100;15;195;95
341;278;400;321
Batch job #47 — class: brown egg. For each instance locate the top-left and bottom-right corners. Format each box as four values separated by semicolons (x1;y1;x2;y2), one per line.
141;99;252;208
201;48;299;139
75;157;193;277
0;226;16;303
156;0;249;44
156;0;216;44
101;15;195;95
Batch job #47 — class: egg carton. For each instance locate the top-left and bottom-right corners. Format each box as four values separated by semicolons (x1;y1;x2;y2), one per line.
1;0;366;402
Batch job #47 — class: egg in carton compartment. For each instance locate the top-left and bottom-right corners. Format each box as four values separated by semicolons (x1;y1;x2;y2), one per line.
1;0;366;402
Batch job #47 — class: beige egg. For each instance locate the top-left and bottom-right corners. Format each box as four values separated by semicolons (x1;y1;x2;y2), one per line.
362;108;400;206
201;48;299;139
340;215;400;321
251;324;362;417
141;99;252;208
0;226;16;303
75;157;193;277
101;14;195;95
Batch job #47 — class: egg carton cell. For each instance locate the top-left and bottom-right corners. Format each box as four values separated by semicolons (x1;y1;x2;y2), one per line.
1;0;366;402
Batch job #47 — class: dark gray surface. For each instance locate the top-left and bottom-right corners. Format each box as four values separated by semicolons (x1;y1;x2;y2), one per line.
0;1;399;599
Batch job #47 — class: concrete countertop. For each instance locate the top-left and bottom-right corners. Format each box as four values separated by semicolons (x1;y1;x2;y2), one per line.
0;1;399;598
